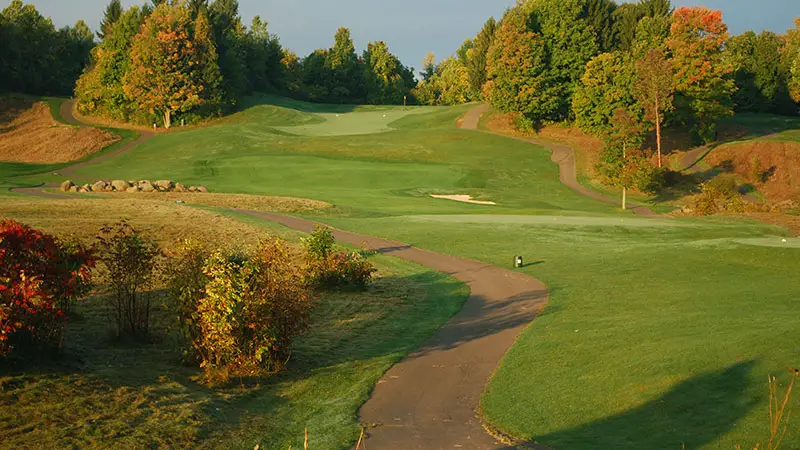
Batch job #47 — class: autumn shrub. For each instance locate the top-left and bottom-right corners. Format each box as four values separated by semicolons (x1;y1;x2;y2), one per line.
0;220;94;358
165;239;209;363
96;220;161;339
301;224;335;261
302;224;375;289
194;239;311;379
693;175;745;215
307;251;376;289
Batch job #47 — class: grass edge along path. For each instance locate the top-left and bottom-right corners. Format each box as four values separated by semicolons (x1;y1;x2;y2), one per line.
233;209;549;449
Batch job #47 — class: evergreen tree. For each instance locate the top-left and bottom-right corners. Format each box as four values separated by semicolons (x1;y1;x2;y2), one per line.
363;41;414;105
584;0;617;53
327;27;362;102
209;0;247;104
97;0;122;40
193;11;223;111
467;17;496;97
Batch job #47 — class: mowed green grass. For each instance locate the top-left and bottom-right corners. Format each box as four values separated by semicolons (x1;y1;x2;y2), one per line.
7;97;800;449
320;214;800;449
29;99;615;216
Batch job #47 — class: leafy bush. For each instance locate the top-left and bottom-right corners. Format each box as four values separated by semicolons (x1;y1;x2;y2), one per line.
301;224;335;261
693;175;745;215
96;220;161;338
307;251;376;289
165;239;209;362
194;239;311;379
0;220;94;358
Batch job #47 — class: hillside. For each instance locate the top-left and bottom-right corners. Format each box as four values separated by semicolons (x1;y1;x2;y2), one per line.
0;97;119;164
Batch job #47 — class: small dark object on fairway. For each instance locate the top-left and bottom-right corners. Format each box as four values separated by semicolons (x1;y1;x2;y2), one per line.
514;255;523;268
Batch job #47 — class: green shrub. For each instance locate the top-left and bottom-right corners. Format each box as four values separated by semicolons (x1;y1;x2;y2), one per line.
301;224;335;261
307;251;376;289
165;239;209;363
96;221;161;339
693;175;745;215
195;239;311;380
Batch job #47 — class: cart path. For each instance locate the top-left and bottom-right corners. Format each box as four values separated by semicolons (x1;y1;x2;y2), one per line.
460;104;662;218
233;210;549;450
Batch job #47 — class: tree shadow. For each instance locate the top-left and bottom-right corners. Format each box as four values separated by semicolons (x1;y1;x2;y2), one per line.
241;93;360;114
0;96;35;134
534;361;759;450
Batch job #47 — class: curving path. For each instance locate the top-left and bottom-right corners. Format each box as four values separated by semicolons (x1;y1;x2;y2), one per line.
12;100;153;198
460;104;661;218
234;211;549;450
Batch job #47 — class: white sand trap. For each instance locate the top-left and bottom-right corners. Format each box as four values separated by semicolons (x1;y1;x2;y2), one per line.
734;237;800;249
431;194;497;205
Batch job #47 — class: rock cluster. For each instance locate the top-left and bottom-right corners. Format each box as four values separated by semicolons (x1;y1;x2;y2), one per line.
60;180;209;194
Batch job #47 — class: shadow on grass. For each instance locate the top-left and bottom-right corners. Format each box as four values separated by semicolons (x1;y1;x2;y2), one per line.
534;361;758;450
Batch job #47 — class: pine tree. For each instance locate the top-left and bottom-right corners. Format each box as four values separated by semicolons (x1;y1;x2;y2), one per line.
97;0;122;40
467;17;496;97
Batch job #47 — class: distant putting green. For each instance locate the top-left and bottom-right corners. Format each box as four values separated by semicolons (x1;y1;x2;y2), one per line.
273;108;435;136
735;236;800;248
404;214;689;228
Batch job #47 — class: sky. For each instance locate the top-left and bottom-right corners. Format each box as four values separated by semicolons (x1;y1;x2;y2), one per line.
6;0;800;72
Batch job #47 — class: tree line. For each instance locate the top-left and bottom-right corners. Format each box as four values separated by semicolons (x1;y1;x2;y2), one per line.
415;0;800;208
1;0;418;127
0;0;95;96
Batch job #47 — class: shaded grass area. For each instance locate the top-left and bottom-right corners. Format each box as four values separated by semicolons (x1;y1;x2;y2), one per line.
0;198;468;449
318;215;800;450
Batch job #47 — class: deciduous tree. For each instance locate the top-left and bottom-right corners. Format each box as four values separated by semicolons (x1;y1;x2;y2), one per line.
598;108;652;210
484;8;558;128
666;6;736;143
633;48;674;167
123;4;209;128
573;52;639;135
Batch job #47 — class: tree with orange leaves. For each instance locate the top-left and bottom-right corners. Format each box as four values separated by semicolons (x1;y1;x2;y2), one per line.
123;3;216;128
666;6;736;144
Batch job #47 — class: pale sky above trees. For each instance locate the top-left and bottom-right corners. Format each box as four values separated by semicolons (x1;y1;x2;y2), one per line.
7;0;800;70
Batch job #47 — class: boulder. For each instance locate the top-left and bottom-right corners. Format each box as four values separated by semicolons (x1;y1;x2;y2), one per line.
60;180;75;192
92;180;108;192
196;185;209;193
79;184;92;193
111;180;130;191
188;186;199;192
174;183;187;192
154;180;174;191
139;181;155;193
69;186;79;193
126;186;140;193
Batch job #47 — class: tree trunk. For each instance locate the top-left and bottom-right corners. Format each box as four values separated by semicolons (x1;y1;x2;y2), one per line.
655;96;662;168
164;110;171;129
622;187;627;210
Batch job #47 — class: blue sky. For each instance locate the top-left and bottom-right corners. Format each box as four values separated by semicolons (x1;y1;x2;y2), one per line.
6;0;800;71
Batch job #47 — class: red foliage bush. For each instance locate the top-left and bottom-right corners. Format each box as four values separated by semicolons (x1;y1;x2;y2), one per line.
0;219;94;357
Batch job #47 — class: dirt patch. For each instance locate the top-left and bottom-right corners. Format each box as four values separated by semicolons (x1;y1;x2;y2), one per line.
0;99;120;163
703;140;800;203
96;191;332;213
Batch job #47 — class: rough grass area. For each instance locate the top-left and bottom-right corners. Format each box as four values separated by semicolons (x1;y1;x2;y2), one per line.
0;98;120;163
94;192;332;213
0;200;468;450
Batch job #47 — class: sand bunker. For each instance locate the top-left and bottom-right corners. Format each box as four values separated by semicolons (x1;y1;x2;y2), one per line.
431;194;497;205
